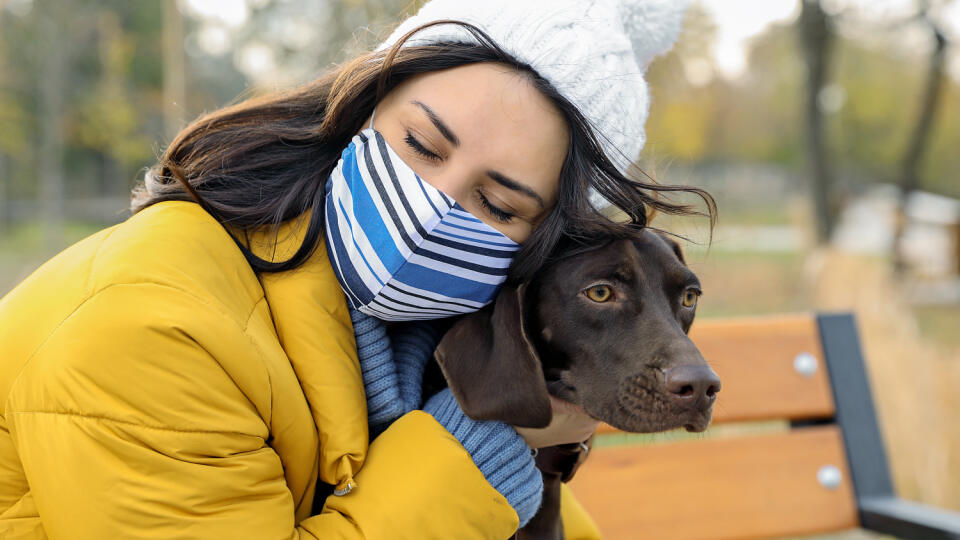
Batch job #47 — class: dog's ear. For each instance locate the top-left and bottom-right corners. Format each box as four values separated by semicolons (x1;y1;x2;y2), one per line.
434;283;553;428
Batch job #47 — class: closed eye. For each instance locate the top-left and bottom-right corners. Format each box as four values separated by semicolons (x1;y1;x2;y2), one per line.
404;131;441;161
477;191;515;223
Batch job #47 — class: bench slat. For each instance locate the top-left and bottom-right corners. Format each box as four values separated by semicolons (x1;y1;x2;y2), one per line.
692;314;835;423
569;425;859;540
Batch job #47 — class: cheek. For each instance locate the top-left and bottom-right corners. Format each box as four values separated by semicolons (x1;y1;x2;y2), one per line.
496;221;534;244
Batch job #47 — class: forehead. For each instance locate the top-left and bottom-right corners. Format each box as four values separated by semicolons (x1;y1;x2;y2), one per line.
394;62;569;202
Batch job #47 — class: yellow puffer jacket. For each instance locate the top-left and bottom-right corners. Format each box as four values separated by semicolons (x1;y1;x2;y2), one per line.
0;200;601;539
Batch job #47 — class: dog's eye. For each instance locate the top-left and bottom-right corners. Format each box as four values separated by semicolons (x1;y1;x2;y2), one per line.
585;285;613;303
681;289;700;308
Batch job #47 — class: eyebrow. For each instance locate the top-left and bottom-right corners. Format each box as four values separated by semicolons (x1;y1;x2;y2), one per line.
487;171;545;208
411;99;546;209
411;100;459;147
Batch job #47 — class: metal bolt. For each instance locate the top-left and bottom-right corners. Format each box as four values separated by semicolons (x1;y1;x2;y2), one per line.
817;465;842;490
793;352;819;378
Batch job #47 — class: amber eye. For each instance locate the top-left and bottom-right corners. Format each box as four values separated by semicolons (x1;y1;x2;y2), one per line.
682;289;700;308
585;285;613;303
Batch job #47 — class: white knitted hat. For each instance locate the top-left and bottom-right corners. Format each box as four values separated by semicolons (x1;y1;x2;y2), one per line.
377;0;688;175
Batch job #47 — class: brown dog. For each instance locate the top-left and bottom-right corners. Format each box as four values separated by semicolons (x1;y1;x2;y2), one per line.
426;228;721;539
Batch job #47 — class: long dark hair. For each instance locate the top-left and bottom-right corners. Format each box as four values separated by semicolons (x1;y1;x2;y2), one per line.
132;20;715;282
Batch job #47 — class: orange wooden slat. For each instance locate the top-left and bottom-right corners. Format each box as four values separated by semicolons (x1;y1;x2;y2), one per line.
693;314;835;423
568;425;859;540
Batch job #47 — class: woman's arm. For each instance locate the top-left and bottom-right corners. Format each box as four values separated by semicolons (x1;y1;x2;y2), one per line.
7;283;522;539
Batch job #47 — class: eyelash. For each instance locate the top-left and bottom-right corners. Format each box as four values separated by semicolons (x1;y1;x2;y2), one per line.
477;191;515;223
404;131;441;162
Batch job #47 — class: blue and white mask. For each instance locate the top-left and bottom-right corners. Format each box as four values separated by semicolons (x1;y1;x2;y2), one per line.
324;114;521;321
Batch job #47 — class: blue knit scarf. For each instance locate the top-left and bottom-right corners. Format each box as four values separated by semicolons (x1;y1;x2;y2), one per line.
348;307;544;526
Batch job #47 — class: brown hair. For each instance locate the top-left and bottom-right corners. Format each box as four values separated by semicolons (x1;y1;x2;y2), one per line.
132;21;715;282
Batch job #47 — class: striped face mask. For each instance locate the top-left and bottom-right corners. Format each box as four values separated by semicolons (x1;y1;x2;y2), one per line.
324;117;521;321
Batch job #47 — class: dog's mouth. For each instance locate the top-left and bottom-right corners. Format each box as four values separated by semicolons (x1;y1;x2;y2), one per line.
545;371;715;434
573;377;716;434
597;398;713;434
681;410;713;433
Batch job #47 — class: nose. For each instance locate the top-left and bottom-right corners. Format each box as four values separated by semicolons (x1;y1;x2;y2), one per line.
664;364;721;411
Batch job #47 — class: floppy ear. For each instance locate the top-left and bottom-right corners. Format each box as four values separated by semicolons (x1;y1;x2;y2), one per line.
434;283;553;428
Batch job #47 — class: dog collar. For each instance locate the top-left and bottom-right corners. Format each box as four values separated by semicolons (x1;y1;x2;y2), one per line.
533;439;592;483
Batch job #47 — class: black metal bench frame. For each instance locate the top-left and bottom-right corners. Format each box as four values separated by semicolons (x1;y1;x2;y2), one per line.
816;313;960;540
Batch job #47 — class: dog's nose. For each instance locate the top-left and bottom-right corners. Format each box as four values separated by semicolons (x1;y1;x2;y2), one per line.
664;364;721;411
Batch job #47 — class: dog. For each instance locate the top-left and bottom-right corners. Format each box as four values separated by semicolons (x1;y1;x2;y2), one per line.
423;228;721;539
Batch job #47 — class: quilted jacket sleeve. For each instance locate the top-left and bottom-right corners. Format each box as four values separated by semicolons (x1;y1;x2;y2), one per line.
5;283;520;540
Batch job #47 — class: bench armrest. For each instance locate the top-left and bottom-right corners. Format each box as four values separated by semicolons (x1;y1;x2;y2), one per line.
860;495;960;540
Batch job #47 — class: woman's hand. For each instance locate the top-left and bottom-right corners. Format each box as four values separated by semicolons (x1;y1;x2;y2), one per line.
513;395;600;449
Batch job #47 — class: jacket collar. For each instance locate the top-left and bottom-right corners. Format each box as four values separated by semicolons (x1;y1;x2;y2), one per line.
230;209;367;495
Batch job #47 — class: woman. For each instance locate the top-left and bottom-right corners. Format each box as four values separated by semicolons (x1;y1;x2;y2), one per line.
0;1;709;538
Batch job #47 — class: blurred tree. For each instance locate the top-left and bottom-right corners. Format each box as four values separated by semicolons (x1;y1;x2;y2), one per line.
0;14;28;231
36;0;67;251
799;0;838;245
737;27;805;166
0;4;37;221
645;2;960;203
643;4;719;164
644;8;807;169
163;0;186;143
73;9;154;197
1;1;172;225
893;0;951;273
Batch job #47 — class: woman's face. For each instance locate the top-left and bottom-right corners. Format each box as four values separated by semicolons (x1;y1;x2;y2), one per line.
365;62;570;244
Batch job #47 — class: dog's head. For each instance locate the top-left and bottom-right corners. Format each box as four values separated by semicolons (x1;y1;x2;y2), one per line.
434;228;720;433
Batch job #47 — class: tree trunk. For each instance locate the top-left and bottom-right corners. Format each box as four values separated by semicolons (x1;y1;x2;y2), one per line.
37;3;67;254
892;18;948;273
162;0;186;144
799;0;836;245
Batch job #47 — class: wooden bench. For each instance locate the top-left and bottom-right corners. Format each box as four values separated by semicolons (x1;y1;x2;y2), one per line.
568;313;960;540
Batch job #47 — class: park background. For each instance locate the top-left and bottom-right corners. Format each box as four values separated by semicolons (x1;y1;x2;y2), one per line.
1;1;958;537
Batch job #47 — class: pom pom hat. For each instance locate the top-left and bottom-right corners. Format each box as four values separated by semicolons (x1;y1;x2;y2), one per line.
377;0;689;174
